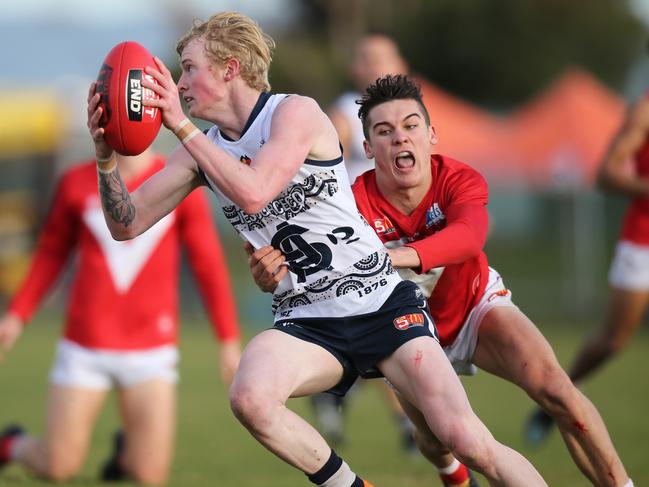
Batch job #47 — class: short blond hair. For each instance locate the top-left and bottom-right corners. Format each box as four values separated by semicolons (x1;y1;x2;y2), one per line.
176;12;275;92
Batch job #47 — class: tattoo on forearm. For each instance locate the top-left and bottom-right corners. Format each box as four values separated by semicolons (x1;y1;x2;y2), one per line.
98;170;136;227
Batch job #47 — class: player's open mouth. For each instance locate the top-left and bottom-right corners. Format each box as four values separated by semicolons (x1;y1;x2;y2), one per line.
184;96;194;104
395;151;415;169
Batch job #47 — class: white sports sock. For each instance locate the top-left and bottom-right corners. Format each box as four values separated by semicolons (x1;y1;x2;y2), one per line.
437;458;461;475
319;460;356;487
621;480;634;487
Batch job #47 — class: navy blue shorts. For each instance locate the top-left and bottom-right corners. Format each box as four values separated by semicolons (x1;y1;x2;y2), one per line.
273;280;439;396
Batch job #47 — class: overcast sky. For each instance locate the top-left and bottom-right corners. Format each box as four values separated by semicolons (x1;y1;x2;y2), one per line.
0;0;292;25
0;0;295;86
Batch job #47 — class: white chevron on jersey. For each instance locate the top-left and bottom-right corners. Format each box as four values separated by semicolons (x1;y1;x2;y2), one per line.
83;205;175;293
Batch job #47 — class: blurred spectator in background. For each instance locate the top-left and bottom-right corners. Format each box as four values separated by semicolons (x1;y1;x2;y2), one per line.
329;34;408;182
314;33;418;455
526;91;649;446
0;150;242;485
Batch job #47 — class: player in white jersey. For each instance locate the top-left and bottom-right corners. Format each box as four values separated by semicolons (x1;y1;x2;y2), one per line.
201;91;402;321
86;11;547;487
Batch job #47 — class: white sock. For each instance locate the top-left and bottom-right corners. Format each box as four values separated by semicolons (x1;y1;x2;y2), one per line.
319;460;356;487
622;480;634;487
438;458;461;475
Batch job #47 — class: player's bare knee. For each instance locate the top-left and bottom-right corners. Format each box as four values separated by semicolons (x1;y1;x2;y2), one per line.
529;367;579;417
524;360;567;399
229;384;276;432
449;435;495;475
433;420;493;472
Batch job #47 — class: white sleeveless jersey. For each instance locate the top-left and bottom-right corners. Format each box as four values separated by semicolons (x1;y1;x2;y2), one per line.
203;93;401;320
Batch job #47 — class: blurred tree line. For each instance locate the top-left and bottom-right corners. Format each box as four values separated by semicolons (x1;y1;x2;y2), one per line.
269;0;647;109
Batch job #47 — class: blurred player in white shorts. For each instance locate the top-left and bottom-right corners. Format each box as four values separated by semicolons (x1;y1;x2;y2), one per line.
50;339;179;389
526;88;649;461
608;240;649;289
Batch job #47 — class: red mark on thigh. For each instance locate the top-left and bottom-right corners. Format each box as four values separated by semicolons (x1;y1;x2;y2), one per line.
573;420;588;433
414;350;423;370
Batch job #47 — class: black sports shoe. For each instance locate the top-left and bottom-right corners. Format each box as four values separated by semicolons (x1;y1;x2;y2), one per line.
0;424;25;468
100;430;126;481
524;408;555;446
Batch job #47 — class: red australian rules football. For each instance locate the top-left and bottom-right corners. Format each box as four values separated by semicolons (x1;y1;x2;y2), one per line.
96;41;162;155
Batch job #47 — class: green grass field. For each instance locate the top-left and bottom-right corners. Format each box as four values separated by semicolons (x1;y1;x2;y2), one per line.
1;319;647;486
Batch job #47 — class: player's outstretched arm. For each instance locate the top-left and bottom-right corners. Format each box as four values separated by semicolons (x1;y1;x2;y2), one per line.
597;96;649;196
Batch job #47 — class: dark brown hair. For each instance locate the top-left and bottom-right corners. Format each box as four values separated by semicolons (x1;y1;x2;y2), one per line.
357;74;430;139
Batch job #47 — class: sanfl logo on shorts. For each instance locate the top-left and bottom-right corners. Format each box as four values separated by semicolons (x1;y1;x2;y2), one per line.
393;313;425;330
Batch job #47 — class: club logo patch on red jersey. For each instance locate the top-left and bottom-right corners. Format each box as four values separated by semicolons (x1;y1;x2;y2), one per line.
373;216;396;236
240;155;252;165
393;313;425;330
425;203;445;228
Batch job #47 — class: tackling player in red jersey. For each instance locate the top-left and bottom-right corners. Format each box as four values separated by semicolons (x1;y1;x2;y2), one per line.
248;75;633;487
0;151;241;485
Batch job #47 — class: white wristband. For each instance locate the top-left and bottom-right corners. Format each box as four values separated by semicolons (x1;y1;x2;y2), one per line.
173;118;191;134
96;155;117;174
181;128;201;145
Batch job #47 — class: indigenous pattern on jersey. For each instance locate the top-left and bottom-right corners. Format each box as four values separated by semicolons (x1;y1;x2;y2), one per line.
353;154;490;347
620;115;649;244
203;93;401;320
8;159;240;350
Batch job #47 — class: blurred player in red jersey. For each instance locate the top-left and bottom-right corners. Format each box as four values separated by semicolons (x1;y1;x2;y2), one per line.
0;150;241;485
247;75;633;487
526;93;649;446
